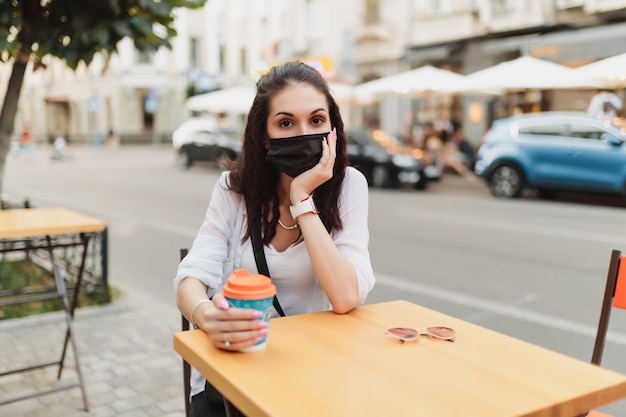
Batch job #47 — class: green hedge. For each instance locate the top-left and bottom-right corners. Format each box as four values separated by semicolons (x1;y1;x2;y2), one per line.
0;260;112;320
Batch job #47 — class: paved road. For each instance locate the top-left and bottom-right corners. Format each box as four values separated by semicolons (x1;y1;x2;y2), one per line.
2;143;626;416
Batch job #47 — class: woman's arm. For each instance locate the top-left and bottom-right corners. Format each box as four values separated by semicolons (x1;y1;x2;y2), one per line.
296;168;374;314
174;172;265;350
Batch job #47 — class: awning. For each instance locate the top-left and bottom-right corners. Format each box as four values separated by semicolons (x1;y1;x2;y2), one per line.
527;22;626;61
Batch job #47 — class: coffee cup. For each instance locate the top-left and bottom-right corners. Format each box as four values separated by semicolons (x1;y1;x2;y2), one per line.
223;269;276;352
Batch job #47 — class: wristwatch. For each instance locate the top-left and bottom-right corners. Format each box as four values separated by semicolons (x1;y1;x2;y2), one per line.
289;195;318;219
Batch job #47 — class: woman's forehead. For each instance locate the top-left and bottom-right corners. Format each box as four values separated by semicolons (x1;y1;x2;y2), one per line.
269;82;328;115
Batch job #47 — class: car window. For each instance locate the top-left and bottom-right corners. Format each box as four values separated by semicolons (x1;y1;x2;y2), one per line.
568;124;606;140
348;130;378;146
518;123;565;137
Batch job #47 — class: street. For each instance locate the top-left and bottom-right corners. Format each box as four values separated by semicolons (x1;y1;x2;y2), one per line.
4;143;626;415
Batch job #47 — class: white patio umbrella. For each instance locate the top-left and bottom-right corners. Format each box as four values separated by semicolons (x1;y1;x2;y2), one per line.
354;65;466;100
441;56;601;94
186;83;360;113
327;81;361;104
574;52;626;89
186;86;256;114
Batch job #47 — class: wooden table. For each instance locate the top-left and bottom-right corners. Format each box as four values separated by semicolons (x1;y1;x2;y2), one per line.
0;207;106;239
174;300;626;417
0;207;107;411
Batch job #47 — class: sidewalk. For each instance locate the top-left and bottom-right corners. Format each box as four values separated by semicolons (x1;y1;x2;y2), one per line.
0;283;186;417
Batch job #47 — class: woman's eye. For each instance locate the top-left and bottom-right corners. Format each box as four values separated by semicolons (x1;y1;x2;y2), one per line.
311;116;325;125
278;120;293;128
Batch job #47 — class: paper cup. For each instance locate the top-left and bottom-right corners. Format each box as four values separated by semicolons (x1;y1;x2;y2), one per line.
223;269;276;352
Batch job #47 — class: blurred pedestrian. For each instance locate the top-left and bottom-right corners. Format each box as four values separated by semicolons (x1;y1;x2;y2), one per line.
440;127;475;179
107;127;120;148
52;135;67;160
21;126;30;147
452;128;475;170
174;61;375;417
587;89;623;121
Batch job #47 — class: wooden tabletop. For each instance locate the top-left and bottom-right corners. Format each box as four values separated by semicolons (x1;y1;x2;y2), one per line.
0;207;106;239
174;300;626;417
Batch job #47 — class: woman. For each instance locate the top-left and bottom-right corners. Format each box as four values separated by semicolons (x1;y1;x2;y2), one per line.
174;61;375;416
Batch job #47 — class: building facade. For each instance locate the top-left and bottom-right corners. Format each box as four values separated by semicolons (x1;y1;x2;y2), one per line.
5;0;626;145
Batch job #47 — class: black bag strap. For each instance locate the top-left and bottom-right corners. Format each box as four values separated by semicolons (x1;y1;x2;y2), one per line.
251;222;286;317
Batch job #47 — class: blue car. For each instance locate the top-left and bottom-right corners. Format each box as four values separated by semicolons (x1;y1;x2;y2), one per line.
474;112;626;199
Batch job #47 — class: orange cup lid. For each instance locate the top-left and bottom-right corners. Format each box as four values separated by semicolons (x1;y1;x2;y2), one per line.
223;269;276;300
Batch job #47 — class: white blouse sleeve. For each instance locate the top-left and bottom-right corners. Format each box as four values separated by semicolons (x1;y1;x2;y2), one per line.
173;172;241;295
332;167;375;303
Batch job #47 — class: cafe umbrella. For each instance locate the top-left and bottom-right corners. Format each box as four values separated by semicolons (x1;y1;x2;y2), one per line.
440;55;602;94
573;52;626;89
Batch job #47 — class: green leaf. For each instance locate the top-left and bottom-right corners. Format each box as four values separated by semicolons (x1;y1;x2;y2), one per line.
0;0;208;82
112;20;133;37
131;15;153;35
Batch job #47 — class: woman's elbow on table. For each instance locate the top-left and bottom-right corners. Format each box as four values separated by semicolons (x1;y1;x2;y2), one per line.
330;293;359;315
332;304;356;315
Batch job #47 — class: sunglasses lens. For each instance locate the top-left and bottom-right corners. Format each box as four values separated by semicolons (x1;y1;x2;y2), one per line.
386;327;419;341
426;326;456;340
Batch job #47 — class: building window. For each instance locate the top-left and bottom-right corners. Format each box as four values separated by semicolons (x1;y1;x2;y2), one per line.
365;0;380;24
427;0;455;15
136;50;154;64
240;48;247;75
219;45;225;72
306;0;326;39
491;0;521;16
190;37;199;69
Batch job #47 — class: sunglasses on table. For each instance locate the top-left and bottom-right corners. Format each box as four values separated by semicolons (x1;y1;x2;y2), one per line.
385;326;456;343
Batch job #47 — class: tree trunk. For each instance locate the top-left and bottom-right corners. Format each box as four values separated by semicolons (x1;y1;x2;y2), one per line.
0;60;28;197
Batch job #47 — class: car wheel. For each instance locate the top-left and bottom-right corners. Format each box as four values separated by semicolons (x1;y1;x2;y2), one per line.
414;171;426;190
489;164;524;198
178;150;191;170
372;165;391;188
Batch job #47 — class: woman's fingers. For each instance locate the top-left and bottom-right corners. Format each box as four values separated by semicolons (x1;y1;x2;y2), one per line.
328;127;337;161
208;322;269;351
319;127;337;169
196;293;268;351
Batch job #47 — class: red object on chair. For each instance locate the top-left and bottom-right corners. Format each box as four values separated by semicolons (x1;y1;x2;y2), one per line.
614;256;626;309
584;250;625;417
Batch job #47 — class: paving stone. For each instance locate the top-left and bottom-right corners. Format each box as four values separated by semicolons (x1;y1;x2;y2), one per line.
0;283;186;417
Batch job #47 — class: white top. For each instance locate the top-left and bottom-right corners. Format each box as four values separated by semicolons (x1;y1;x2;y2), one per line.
587;91;623;120
174;166;375;396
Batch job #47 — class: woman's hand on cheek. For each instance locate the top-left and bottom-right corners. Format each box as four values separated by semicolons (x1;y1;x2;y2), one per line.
290;128;337;202
197;293;267;351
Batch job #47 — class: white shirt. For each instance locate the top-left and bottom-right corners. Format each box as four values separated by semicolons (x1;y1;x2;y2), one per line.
587;91;623;120
174;166;375;396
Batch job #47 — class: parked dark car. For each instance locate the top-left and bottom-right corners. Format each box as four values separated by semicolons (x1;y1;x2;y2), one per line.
346;128;442;189
172;117;242;169
474;112;626;199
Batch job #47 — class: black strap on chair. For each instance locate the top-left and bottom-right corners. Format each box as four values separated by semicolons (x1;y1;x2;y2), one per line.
180;249;192;417
180;248;241;417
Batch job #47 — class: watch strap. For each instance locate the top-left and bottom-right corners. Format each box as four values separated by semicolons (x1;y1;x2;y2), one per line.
289;195;317;219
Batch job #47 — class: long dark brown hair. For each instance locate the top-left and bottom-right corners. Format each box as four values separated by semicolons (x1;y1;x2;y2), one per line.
227;61;348;245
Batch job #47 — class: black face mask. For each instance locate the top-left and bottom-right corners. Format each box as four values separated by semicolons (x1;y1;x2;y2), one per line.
266;132;328;178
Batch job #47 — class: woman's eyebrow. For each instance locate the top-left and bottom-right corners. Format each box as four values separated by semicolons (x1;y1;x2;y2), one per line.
273;108;327;117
